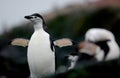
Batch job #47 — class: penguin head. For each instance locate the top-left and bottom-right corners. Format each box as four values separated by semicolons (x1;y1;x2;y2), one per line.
24;13;45;25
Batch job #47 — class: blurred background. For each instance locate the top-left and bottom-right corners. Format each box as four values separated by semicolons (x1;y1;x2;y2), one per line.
0;0;120;78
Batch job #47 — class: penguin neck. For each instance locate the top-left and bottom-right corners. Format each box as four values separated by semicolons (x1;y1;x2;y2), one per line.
34;22;44;31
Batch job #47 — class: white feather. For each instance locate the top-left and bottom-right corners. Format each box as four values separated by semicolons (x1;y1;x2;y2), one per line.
85;28;115;41
28;29;55;78
85;28;120;61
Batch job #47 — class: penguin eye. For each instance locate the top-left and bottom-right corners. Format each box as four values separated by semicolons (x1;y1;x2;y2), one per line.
34;16;37;18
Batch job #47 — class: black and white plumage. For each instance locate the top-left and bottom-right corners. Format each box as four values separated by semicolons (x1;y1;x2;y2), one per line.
68;28;120;67
85;28;120;61
53;38;77;71
24;13;55;78
65;41;101;70
58;28;120;70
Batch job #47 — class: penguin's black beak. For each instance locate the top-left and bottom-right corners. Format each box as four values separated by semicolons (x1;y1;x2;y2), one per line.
24;15;32;19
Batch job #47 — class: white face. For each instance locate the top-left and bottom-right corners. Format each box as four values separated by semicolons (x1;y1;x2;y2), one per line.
24;14;43;24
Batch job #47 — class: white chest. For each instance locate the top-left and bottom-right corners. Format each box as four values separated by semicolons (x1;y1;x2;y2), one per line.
28;30;51;54
27;29;55;78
